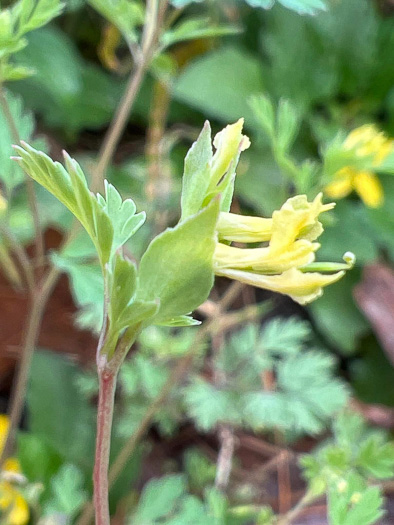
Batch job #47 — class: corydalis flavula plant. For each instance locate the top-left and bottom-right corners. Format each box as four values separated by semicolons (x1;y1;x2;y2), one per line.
13;119;353;523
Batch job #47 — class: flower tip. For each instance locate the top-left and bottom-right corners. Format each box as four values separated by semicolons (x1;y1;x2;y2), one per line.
343;251;356;268
240;135;251;152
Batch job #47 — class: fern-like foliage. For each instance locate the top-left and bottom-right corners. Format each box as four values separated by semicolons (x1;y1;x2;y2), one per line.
184;318;349;434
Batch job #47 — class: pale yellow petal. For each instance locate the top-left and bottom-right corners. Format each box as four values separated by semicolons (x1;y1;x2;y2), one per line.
210;119;250;186
6;493;29;525
0;481;13;509
214;240;317;274
324;167;354;199
216;211;273;242
216;267;345;305
3;459;20;475
353;171;384;208
0;415;9;455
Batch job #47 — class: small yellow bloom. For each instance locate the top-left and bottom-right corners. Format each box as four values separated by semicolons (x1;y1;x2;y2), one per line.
210;118;251;188
214;193;352;304
324;124;393;208
0;416;29;525
215;267;345;305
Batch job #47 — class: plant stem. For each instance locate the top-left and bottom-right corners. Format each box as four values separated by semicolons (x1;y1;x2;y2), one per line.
215;424;235;491
94;364;118;525
92;0;160;192
0;265;59;465
77;287;258;525
276;491;316;525
0;87;44;270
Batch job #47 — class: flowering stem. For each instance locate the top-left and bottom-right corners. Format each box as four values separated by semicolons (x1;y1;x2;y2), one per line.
94;363;118;525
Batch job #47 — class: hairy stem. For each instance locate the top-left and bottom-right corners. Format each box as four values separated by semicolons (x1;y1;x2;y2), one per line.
0;265;59;465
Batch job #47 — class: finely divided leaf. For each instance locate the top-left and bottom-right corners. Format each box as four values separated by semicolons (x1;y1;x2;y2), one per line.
14;144;144;267
259;317;310;355
97;180;145;254
14;143;113;265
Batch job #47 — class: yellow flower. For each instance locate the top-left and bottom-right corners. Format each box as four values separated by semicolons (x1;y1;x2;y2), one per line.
325;124;393;208
210;119;251;188
0;416;29;525
216;267;345;305
214;193;353;305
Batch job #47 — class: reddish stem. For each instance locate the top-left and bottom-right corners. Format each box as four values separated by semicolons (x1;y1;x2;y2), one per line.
94;366;118;525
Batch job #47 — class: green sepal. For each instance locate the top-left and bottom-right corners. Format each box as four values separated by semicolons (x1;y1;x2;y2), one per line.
180;121;213;221
137;199;220;324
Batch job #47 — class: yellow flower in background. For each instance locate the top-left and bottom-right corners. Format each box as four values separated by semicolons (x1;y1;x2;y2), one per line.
325;124;394;208
214;193;354;305
0;416;29;525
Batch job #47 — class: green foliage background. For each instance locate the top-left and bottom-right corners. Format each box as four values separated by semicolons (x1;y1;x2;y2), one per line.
1;0;394;523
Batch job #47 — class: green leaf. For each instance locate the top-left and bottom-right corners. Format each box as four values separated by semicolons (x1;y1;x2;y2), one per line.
328;473;384;525
137;199;219;324
44;464;87;519
358;436;394;479
108;254;137;328
88;0;144;41
262;8;337;108
161;18;239;49
18;0;64;35
18;433;62;485
259;317;310;355
12;27;126;133
132;475;187;523
14;143;114;265
115;299;160;331
184;379;241;430
97;180;145;253
173;47;265;123
276;98;300;153
27;350;96;467
180;121;212;220
51;253;104;328
0;63;34;81
249;94;275;139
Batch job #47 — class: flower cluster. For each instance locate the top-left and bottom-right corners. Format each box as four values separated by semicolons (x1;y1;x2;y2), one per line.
0;416;28;525
214;193;353;305
324;124;394;208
